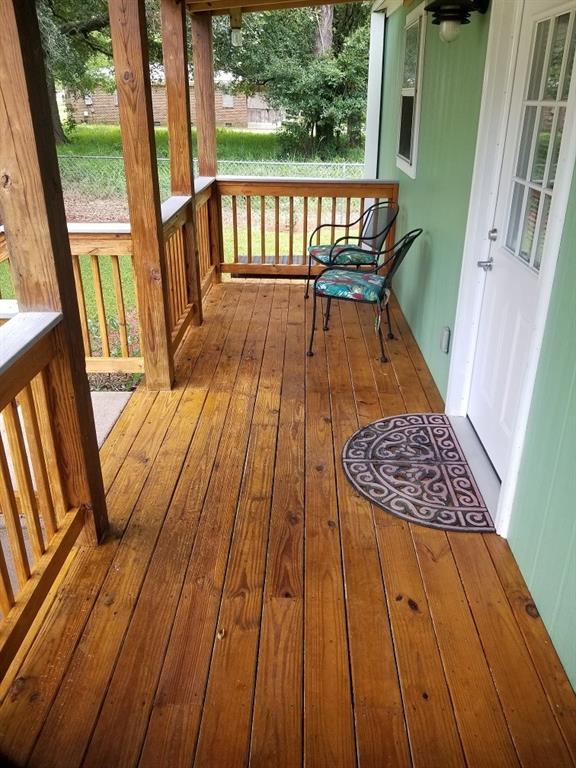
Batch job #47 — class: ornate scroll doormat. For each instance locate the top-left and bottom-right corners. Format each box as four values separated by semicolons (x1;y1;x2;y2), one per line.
342;413;495;532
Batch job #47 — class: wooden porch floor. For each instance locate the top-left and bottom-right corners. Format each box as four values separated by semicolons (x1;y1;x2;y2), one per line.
0;281;575;768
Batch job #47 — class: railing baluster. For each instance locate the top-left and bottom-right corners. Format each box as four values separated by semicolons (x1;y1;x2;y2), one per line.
345;198;351;239
2;401;45;563
331;197;337;244
316;197;323;245
18;385;58;539
90;255;110;358
246;196;252;263
260;196;266;264
110;255;130;358
275;197;280;264
31;372;67;525
0;436;30;588
232;196;239;264
72;256;92;356
358;198;366;238
302;196;309;258
0;545;14;616
289;197;294;264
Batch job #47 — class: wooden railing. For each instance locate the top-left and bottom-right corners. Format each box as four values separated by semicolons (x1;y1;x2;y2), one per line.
215;178;399;275
0;312;86;677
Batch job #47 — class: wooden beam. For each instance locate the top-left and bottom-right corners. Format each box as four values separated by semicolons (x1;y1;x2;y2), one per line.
0;0;108;543
190;13;218;176
187;0;360;14
108;0;174;390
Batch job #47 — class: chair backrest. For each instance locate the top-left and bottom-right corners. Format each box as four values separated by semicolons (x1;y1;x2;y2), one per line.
359;200;399;253
378;229;423;284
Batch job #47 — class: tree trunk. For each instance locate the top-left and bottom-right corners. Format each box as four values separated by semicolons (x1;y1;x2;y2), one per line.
47;71;68;144
315;6;333;56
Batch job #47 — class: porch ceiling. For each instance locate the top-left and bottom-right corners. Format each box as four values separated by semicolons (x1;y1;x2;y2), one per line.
186;0;363;16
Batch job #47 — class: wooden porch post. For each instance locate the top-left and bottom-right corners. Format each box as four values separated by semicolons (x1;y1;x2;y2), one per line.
191;13;218;176
0;0;108;544
108;0;174;390
161;0;203;324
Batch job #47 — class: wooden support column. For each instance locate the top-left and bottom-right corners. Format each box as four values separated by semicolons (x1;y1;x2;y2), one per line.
161;0;203;324
0;0;108;544
108;0;174;390
191;13;218;176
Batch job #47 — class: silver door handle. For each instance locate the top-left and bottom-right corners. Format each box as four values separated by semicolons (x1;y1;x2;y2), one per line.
477;257;494;271
488;228;498;241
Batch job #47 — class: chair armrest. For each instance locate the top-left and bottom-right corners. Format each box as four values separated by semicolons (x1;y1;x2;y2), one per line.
308;221;352;248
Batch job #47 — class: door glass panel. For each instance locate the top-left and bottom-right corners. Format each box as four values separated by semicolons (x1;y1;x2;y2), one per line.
516;106;537;178
562;19;576;99
544;14;570;99
531;107;554;182
528;20;550;99
548;107;565;188
534;194;551;271
506;182;525;252
519;188;540;262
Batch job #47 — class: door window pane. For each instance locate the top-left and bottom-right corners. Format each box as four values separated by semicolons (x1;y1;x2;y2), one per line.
534;194;551;271
561;19;576;99
531;107;554;182
519;188;540;262
506;182;525;252
528;20;550;99
548;107;565;188
544;14;570;99
516;106;537;178
398;96;415;161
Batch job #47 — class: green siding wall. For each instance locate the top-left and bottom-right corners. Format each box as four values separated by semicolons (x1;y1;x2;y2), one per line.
378;5;489;396
508;174;576;687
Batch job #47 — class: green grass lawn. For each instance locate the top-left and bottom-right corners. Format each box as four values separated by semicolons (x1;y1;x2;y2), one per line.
58;125;282;160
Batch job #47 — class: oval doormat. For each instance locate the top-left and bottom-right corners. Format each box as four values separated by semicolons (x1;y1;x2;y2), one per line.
342;413;495;532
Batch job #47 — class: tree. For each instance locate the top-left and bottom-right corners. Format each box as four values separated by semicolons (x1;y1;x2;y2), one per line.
212;4;371;156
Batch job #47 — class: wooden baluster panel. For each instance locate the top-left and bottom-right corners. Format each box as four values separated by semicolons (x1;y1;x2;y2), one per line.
179;227;189;312
110;255;130;358
90;255;110;358
260;196;266;264
0;542;14;618
330;197;337;244
345;198;352;240
274;197;280;264
316;197;323;245
0;435;30;589
72;256;92;357
358;198;366;239
246;196;253;264
166;235;176;333
289;197;294;265
232;196;239;264
2;401;45;563
302;196;309;259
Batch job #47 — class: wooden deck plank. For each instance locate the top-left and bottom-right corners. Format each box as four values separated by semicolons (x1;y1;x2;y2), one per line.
484;533;576;762
0;283;573;768
85;284;273;768
250;285;305;768
0;286;238;766
192;286;289;767
449;533;574;767
330;302;411;767
304;295;357;767
412;526;521;767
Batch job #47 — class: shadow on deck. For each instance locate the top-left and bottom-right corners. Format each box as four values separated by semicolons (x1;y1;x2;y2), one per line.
0;281;574;768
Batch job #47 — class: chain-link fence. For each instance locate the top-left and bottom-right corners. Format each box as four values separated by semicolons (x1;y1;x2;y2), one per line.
57;155;364;222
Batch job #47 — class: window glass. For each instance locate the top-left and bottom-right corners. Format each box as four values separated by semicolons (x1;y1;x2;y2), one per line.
397;13;423;173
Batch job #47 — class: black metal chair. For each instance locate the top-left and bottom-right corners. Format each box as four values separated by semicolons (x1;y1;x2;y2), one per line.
304;199;399;300
307;229;423;362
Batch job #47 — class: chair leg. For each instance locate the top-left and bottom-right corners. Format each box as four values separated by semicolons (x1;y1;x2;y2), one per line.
386;301;395;340
305;255;312;299
376;303;387;363
323;298;332;331
307;288;318;356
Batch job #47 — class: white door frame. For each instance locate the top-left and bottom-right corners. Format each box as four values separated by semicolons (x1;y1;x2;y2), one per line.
446;0;576;536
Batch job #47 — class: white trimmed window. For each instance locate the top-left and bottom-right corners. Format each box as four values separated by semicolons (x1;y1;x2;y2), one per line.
396;3;426;178
222;94;235;108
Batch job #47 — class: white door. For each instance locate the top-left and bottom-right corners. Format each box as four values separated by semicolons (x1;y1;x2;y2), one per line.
468;0;576;479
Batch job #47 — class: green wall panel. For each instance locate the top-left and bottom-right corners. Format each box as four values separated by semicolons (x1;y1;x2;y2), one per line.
508;174;576;688
378;5;489;396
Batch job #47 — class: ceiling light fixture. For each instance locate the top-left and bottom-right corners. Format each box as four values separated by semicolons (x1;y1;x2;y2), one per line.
424;0;490;43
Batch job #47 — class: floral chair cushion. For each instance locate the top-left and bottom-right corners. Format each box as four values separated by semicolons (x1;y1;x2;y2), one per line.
308;243;376;266
315;269;387;303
